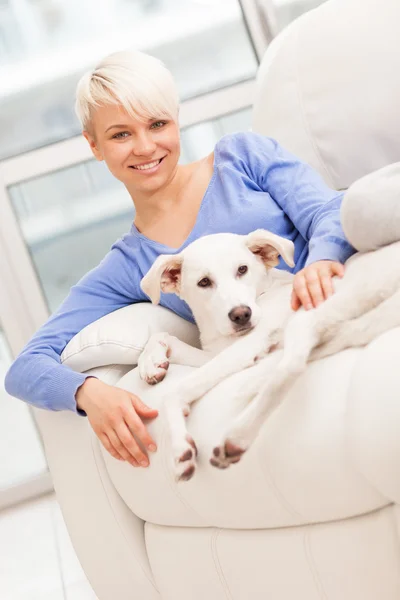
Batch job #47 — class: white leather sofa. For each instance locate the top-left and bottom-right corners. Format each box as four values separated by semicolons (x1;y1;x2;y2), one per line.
34;0;400;598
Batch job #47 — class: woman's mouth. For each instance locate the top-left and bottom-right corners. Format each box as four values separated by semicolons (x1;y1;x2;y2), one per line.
129;157;164;173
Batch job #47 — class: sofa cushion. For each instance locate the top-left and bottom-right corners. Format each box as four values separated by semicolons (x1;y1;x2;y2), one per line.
252;0;400;190
61;303;200;372
97;347;389;529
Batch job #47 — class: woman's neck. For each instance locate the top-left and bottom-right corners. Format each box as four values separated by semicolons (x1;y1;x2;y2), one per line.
130;162;197;230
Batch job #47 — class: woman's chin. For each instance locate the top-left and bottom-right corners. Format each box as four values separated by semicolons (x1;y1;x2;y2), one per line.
124;170;165;191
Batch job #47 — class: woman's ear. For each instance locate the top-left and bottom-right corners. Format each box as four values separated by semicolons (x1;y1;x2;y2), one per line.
246;229;295;269
140;254;183;304
83;131;103;161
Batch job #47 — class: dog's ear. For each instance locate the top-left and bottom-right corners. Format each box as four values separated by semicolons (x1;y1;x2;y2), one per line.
140;253;183;304
246;229;295;269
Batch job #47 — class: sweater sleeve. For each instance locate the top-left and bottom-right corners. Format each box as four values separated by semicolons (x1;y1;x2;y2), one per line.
4;240;142;414
235;133;355;266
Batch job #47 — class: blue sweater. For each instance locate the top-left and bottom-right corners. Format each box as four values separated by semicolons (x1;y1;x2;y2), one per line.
5;133;354;414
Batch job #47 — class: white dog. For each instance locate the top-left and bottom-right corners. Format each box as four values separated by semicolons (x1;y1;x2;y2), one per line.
139;229;400;481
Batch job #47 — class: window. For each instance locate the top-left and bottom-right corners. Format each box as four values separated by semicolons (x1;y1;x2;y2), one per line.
9;108;252;312
270;0;328;32
0;327;47;490
0;0;257;159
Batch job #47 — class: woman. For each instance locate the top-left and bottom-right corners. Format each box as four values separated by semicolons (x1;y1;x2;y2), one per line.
5;50;355;469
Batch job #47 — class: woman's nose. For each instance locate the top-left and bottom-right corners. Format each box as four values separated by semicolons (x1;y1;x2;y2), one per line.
132;133;156;156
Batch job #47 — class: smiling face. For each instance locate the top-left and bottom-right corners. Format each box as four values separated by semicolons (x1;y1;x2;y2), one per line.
83;104;181;195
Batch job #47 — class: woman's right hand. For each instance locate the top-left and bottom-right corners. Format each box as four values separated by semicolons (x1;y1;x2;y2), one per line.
75;377;158;467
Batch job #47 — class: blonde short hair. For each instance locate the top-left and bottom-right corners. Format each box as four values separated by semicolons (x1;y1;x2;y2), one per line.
75;50;179;132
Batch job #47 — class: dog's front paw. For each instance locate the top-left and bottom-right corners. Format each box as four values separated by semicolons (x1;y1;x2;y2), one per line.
210;438;248;469
138;338;170;385
173;435;198;482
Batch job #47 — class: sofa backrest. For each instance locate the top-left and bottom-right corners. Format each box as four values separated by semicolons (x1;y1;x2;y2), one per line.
252;0;400;190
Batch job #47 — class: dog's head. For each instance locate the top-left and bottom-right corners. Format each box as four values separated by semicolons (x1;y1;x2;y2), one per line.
141;229;294;339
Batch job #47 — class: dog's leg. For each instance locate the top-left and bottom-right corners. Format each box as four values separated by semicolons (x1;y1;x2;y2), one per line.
163;397;199;482
167;341;283;480
211;352;285;468
212;287;400;470
166;348;268;482
220;279;385;405
211;328;317;470
276;278;399;377
169;325;281;413
259;288;365;393
138;332;211;385
211;290;365;469
312;288;400;360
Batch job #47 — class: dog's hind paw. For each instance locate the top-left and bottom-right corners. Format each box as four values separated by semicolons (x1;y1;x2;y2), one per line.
210;439;247;469
173;435;198;482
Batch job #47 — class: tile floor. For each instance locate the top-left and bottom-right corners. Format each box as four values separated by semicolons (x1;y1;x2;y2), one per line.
0;492;98;600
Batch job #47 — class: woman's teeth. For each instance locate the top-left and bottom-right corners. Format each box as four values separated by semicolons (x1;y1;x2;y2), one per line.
132;159;161;170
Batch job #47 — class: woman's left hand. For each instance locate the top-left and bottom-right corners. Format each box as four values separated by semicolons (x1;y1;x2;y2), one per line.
291;260;345;311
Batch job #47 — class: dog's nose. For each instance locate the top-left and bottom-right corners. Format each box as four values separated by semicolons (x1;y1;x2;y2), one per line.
228;305;252;327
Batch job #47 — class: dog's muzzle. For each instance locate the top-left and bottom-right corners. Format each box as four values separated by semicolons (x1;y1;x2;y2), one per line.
228;305;252;330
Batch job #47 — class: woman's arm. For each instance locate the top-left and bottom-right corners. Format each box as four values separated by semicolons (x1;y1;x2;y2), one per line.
239;133;356;309
5;241;141;414
240;132;355;266
5;240;161;467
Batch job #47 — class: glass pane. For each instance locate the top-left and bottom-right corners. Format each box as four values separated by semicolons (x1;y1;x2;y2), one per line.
0;328;47;489
0;0;257;160
9;107;251;313
272;0;328;32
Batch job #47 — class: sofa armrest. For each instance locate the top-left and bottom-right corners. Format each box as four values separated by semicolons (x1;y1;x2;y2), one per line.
61;302;200;373
33;364;161;600
347;326;400;504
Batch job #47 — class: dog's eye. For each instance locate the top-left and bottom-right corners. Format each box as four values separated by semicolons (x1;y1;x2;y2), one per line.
237;265;248;276
197;277;212;288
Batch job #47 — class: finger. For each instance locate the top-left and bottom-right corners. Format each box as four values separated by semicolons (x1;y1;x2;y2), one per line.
331;262;345;277
131;395;159;418
115;420;150;467
320;271;334;300
305;272;325;307
108;428;145;467
125;405;158;453
100;433;124;461
100;432;138;466
290;289;301;311
308;283;324;307
293;276;313;310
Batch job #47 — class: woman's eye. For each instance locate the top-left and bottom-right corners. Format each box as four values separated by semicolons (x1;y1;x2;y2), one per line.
151;120;167;129
237;265;248;276
197;277;212;288
112;131;130;139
